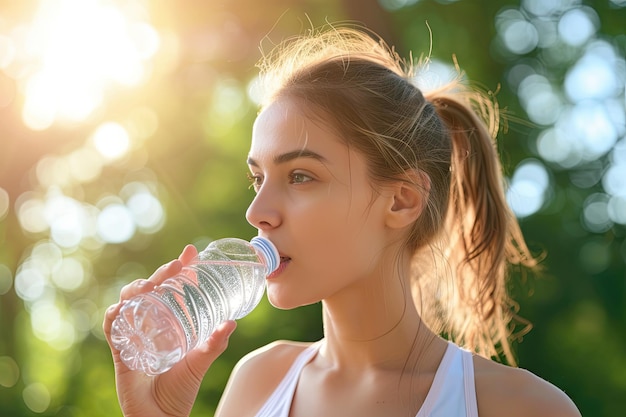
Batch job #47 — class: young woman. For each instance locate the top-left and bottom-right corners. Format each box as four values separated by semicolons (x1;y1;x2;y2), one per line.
103;25;581;417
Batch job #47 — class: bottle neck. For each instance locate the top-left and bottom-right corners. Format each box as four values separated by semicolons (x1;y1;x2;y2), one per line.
250;237;279;274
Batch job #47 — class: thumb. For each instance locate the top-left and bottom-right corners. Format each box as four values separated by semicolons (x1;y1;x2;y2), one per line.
183;320;237;381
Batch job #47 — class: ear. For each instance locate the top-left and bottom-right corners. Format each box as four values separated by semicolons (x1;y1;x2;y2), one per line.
385;170;431;229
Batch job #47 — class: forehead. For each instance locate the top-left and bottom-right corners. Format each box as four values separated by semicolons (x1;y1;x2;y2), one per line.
249;97;349;162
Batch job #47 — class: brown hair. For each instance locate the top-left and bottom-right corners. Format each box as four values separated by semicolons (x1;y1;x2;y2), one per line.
256;25;538;364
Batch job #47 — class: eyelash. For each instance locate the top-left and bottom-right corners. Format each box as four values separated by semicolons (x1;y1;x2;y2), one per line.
246;172;262;191
246;171;313;191
289;172;312;184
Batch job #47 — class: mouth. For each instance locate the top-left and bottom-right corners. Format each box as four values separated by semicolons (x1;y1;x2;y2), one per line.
268;255;291;279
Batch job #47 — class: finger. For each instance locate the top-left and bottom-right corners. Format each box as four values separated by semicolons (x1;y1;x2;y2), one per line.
119;278;156;301
146;259;182;285
178;244;198;266
105;258;182;340
102;302;122;341
183;320;237;381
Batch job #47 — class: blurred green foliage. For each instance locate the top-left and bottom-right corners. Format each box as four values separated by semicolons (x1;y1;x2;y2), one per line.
0;1;624;416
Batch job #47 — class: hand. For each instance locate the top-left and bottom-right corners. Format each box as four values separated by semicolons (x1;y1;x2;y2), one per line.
102;245;237;417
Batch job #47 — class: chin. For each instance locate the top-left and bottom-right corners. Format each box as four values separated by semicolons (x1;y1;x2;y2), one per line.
266;290;318;311
267;296;304;311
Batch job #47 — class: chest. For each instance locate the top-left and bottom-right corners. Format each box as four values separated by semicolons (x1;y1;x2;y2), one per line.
287;367;434;417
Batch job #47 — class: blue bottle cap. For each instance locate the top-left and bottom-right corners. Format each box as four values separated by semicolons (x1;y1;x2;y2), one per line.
250;236;280;273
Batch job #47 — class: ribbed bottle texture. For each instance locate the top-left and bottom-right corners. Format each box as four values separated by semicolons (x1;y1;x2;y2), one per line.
110;237;279;375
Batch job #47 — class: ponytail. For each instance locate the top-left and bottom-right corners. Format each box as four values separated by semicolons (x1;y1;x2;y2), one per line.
420;85;539;365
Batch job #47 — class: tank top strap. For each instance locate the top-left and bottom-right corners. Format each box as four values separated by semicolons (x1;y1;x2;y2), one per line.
255;342;321;417
461;347;478;417
415;341;457;417
416;341;479;417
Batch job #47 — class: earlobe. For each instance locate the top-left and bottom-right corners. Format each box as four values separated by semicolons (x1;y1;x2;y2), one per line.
386;171;431;229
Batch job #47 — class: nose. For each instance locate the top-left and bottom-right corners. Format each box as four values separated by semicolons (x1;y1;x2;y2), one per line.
246;184;282;231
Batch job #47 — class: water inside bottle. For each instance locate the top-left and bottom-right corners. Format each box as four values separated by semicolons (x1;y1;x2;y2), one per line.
111;243;269;375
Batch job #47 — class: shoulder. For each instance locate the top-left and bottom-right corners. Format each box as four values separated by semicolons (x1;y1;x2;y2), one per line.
215;340;314;417
230;339;313;383
473;355;581;417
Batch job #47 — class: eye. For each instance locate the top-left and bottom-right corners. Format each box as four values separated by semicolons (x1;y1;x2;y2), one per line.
289;172;313;184
246;172;263;191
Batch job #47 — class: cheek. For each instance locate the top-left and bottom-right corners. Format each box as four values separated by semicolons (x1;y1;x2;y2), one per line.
289;184;384;263
300;208;383;273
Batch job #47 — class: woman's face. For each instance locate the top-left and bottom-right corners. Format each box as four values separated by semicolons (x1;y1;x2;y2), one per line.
246;97;396;309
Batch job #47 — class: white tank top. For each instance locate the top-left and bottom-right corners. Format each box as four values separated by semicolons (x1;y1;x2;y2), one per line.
255;341;479;417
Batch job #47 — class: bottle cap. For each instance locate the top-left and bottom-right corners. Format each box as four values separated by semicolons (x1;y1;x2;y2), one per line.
250;236;280;273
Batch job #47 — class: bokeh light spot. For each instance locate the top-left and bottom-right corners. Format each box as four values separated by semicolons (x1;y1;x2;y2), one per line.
517;74;562;125
31;300;62;340
22;84;56;130
565;47;621;102
502;19;538;54
247;75;263;105
569;161;604;189
569;101;618;159
612;138;626;164
583;193;612;233
522;0;566;17
16;195;48;234
603;164;626;197
13;0;161;129
558;7;598;47
30;299;76;350
52;320;76;350
51;257;85;292
31;240;63;276
127;192;165;232
97;204;135;243
36;156;72;188
92;122;131;161
0;356;20;388
506;159;550;217
67;147;104;183
22;382;51;413
45;194;86;248
608;195;626;224
543;125;586;167
14;263;47;302
414;59;460;93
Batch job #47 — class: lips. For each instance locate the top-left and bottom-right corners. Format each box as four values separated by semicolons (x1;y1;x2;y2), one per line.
268;256;290;279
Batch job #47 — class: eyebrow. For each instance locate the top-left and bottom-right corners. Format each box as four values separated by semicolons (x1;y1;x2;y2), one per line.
247;149;328;167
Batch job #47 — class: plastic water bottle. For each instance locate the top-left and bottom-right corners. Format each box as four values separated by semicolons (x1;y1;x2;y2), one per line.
110;236;279;376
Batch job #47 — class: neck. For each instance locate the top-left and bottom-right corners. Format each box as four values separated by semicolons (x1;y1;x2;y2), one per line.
318;251;443;371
